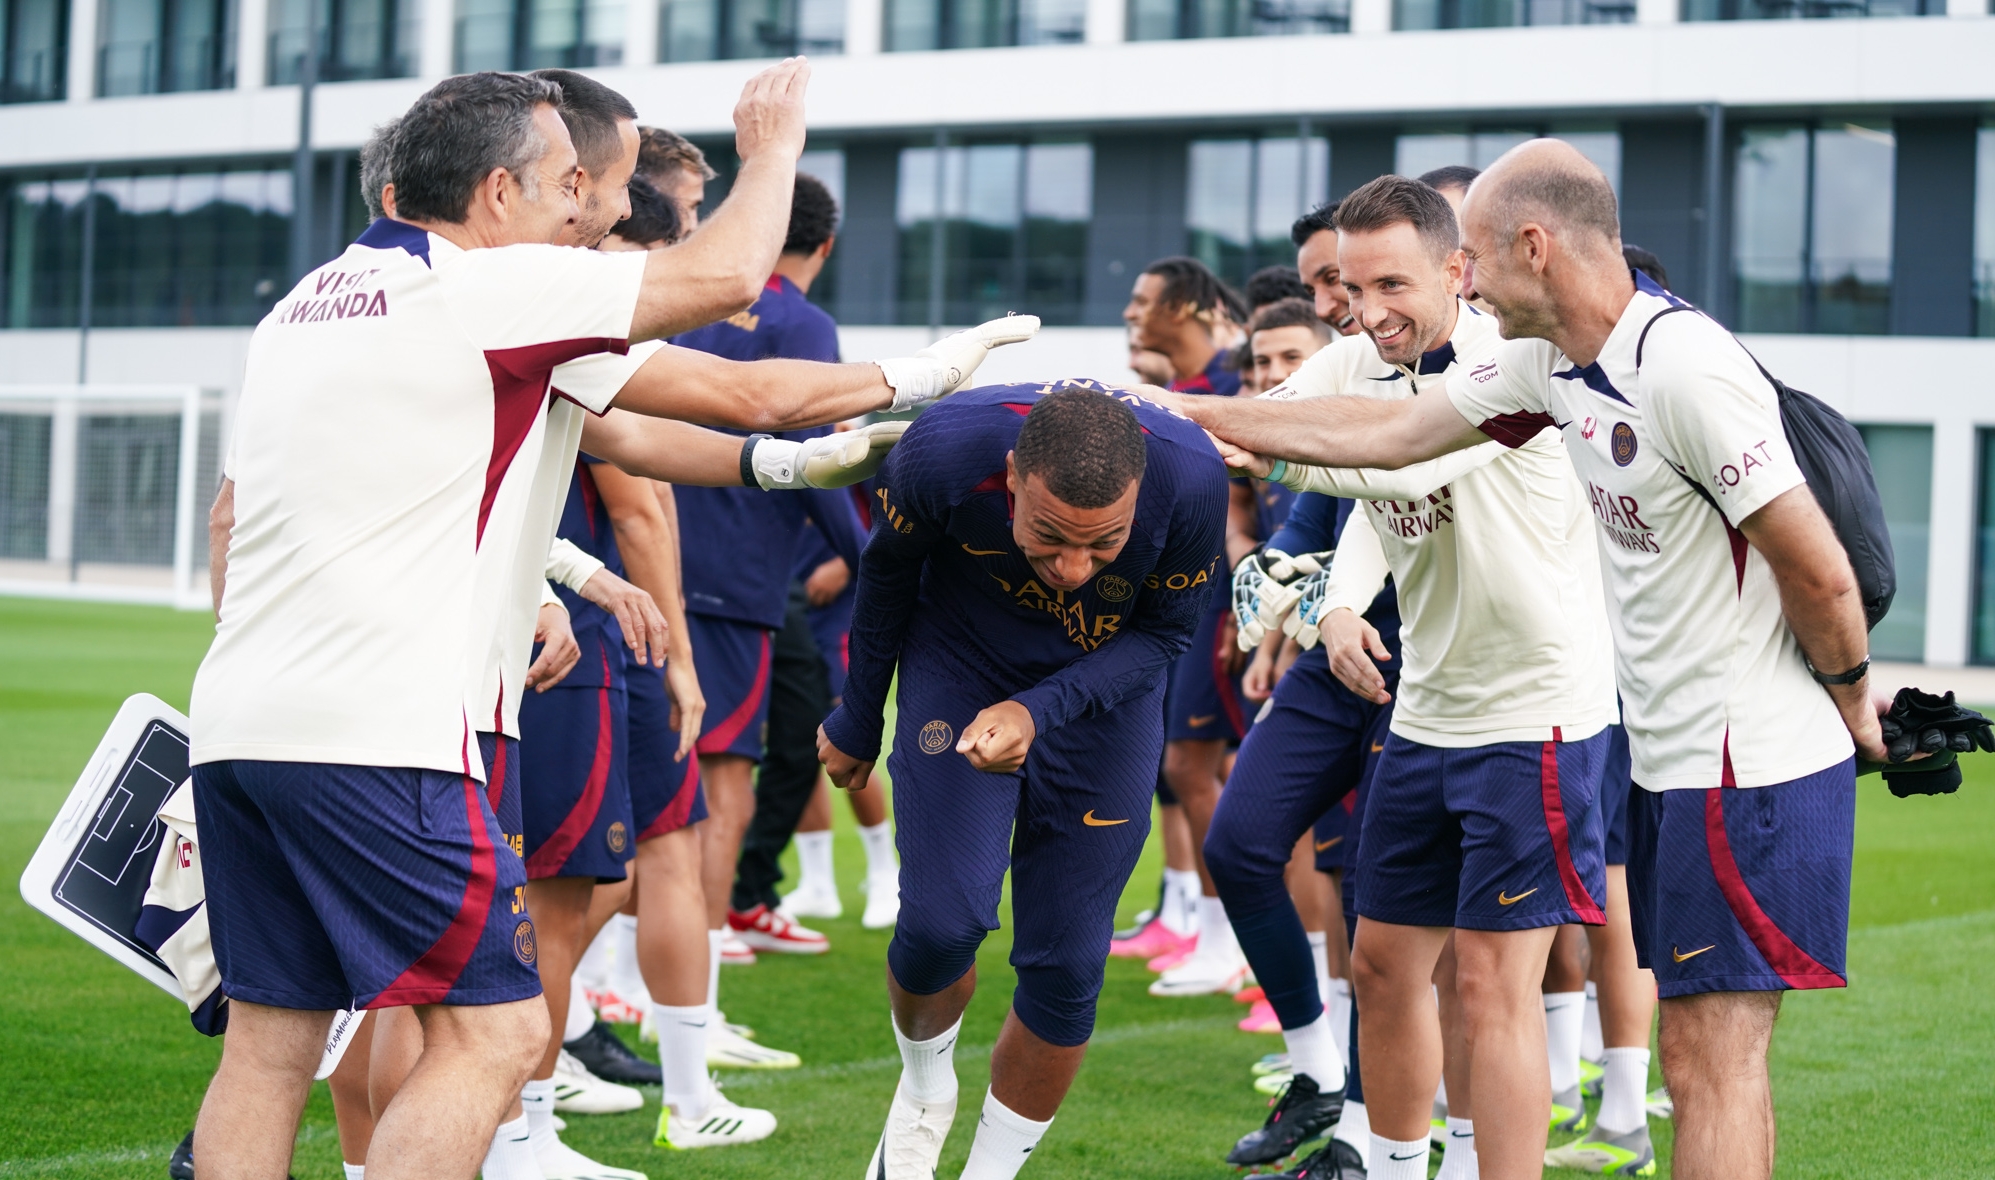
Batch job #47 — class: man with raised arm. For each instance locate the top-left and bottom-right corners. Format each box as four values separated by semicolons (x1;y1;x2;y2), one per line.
1174;140;1879;1180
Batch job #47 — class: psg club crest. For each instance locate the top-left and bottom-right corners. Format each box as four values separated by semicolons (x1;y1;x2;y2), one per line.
1611;422;1638;467
513;919;537;966
919;720;954;755
606;821;628;855
1096;575;1133;602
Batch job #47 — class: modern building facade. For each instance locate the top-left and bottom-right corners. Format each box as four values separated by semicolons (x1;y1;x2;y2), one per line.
1;0;1993;661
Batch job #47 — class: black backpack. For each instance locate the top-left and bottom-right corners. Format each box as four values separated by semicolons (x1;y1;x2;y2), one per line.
1635;305;1896;630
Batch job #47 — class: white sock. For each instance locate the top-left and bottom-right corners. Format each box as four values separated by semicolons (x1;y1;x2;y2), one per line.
1597;1046;1652;1134
795;829;835;892
607;913;645;1003
858;820;897;878
959;1088;1052;1180
1161;869;1201;935
1370;1133;1429;1180
343;1165;365;1180
1581;980;1604;1064
520;1077;559;1153
563;981;594;1042
894;1016;962;1104
574;921;614;995
705;929;724;1019
479;1114;534;1180
1326;977;1353;1063
1434;1116;1477;1180
1333;1099;1370;1166
1281;1009;1345;1091
1545;991;1586;1094
1307;930;1331;1004
1195;895;1237;961
654;1002;714;1118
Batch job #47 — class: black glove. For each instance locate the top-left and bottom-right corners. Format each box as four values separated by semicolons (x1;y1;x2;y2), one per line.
1862;688;1993;798
1883;749;1962;798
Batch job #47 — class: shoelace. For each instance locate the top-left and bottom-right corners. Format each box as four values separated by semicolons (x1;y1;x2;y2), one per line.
883;1097;949;1173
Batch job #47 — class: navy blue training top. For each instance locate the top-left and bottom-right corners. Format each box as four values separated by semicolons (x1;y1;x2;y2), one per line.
1268;491;1402;668
671;275;865;629
1169;349;1242;398
819;381;1231;763
549;457;626;688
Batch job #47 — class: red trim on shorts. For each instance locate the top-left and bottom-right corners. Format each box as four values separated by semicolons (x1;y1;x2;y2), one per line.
1702;789;1844;989
1540;728;1605;924
696;632;773;755
487;730;509;814
525;649;616;876
1211;615;1247;736
478;338;628;542
638;756;703;841
373;776;501;1005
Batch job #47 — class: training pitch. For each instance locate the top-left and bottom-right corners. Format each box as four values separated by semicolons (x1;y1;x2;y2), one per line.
1;597;1991;1179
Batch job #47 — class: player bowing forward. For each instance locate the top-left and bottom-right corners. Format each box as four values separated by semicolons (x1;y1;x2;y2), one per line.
816;385;1228;1180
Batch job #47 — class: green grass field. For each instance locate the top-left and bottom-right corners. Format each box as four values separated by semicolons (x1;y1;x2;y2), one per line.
1;597;1991;1178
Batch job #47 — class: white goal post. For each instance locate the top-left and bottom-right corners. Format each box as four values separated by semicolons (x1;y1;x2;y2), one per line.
0;385;225;610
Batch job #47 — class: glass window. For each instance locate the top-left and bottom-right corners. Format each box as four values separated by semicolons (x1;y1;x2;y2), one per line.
1127;0;1347;40
1733;122;1893;334
1185;134;1328;285
896;140;1090;326
797;146;844;311
1394;129;1619;192
1858;425;1931;662
1394;0;1630;29
98;0;235;95
1683;0;1934;19
1975;125;1995;337
658;0;841;59
884;0;1081;49
2;0;67;102
456;0;622;70
268;0;418;81
0;413;49;558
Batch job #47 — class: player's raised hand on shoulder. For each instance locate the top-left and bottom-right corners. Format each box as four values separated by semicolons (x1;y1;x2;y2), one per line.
577;568;670;669
957;701;1036;773
526;601;581;692
1208;432;1274;478
816;724;873;791
1321;607;1392;705
733;57;810;164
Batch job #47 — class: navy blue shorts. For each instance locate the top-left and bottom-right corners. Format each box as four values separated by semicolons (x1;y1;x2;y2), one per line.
519;637;633;882
687;613;774;761
480;732;523;860
1354;728;1609;932
626;657;708;840
808;595;853;703
193;754;540;1011
1314;794;1356;873
1600;724;1633;866
1207;647;1388;914
886;652;1162;1048
1164;601;1250;744
1627;759;1854;998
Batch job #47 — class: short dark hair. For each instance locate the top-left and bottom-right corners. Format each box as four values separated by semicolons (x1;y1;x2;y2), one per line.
1333;174;1460;262
1141;256;1245;325
391;72;562;225
1248;297;1331;342
359;116;399;220
1012;388;1147;510
785;173;839;256
1290;200;1340;248
637;126;716;186
529;68;637;178
1244;266;1309;312
1418;164;1481;194
610;173;683;247
1624;244;1669;291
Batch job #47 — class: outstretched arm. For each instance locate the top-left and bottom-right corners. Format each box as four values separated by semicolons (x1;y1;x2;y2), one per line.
1169;387;1490;471
580;410;749;486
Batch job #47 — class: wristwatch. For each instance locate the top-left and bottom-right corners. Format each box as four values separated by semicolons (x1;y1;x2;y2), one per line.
1806;655;1870;686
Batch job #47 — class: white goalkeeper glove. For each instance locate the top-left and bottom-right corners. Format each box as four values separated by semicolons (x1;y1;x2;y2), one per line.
874;314;1040;412
1281;568;1334;650
1244;548;1334;641
744;422;909;491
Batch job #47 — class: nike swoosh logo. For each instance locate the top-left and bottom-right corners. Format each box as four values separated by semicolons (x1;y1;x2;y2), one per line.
1370;742;1385;753
961;544;1005;556
1188;714;1217;726
1497;888;1538;906
1082;810;1128;826
1450;1131;1474;1140
1389;1151;1422;1160
678;1020;707;1027
1673;944;1716;962
1314;836;1343;851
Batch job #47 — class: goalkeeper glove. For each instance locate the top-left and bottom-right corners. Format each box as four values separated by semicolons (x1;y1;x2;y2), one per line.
1250;548;1334;639
1280;568;1333;650
1861;687;1995;798
745;422;908;491
874;315;1040;412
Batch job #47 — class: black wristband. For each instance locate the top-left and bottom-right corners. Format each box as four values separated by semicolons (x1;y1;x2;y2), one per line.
739;433;772;488
1806;655;1870;686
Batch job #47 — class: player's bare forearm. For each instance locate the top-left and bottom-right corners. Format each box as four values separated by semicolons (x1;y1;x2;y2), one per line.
627;60;809;341
582;412;744;486
593;465;681;670
1739;485;1882;759
208;478;234;621
1166;389;1486;470
608;346;894;435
